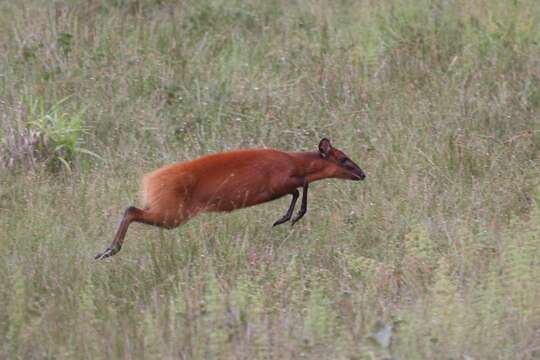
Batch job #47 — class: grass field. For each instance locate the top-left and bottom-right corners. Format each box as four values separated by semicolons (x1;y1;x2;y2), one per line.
1;0;539;358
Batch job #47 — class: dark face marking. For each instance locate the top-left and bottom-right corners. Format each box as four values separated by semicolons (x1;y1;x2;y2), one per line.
333;150;366;181
318;138;366;181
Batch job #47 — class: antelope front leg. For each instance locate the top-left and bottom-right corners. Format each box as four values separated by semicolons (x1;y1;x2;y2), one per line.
273;189;300;227
292;182;308;225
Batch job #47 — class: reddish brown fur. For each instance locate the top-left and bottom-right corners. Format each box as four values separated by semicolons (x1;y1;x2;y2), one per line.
95;139;365;259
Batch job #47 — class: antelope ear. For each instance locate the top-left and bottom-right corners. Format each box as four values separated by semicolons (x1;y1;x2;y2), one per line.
318;138;332;158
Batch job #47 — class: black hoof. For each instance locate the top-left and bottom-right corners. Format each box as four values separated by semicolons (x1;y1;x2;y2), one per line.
291;212;306;225
95;247;114;260
273;217;290;227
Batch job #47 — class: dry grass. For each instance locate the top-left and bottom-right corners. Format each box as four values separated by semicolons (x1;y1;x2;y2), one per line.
1;0;539;358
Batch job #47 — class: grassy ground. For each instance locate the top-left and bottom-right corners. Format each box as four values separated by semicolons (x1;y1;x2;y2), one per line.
1;0;539;358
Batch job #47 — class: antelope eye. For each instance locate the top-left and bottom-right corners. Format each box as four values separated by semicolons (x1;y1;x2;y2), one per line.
339;158;347;165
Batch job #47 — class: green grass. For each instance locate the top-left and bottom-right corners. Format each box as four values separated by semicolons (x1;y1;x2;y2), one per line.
1;0;539;358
